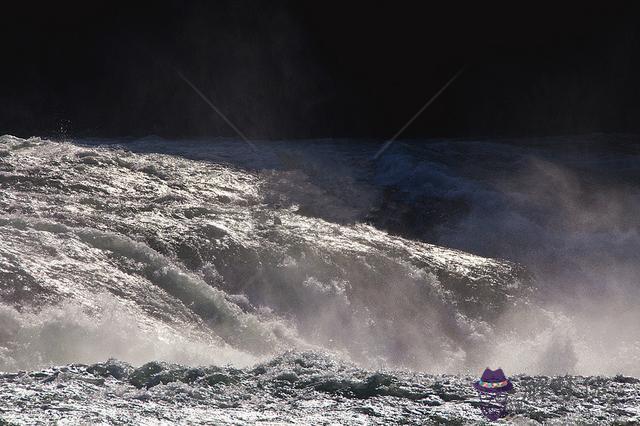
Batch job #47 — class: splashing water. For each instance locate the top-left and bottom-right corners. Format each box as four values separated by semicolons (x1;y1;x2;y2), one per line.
0;134;638;376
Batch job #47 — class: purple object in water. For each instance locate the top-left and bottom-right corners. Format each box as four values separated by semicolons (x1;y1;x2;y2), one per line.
474;368;514;421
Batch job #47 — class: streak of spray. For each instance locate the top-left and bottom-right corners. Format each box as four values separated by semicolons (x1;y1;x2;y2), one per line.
373;65;466;159
177;71;258;152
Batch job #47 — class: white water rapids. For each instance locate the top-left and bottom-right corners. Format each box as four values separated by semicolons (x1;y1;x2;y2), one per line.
0;134;638;378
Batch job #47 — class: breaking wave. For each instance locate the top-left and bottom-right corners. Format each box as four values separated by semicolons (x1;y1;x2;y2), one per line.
0;134;638;376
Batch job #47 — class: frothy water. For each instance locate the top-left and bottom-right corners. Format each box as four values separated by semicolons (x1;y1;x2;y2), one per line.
373;135;640;375
0;134;638;376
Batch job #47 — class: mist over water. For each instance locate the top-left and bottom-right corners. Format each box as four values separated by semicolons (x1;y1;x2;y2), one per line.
448;154;640;366
375;135;640;375
0;134;638;376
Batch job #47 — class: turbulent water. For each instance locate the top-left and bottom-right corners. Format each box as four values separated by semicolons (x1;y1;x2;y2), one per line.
0;134;639;424
0;352;639;425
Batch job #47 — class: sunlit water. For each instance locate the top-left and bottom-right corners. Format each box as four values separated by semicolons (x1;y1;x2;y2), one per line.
1;134;639;423
1;134;639;376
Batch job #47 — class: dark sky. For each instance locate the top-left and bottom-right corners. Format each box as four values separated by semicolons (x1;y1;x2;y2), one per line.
2;1;639;139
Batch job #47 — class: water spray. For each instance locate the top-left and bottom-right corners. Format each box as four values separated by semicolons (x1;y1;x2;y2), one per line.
373;65;466;159
177;71;258;152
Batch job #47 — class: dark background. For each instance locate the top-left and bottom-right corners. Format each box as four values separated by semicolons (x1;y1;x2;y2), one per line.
2;1;639;139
